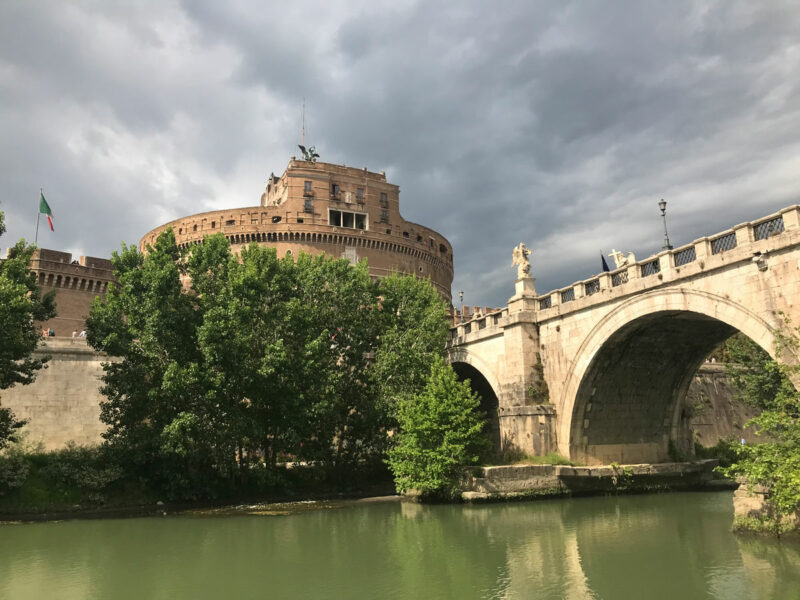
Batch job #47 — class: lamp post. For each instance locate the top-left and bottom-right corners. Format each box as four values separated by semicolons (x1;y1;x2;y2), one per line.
459;290;464;323
658;199;673;251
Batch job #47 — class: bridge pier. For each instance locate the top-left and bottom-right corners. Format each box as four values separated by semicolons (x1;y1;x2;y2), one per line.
497;278;557;456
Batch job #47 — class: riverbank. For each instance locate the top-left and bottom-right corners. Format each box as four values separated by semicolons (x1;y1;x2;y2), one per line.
0;444;397;522
0;481;398;523
1;450;737;522
459;459;733;502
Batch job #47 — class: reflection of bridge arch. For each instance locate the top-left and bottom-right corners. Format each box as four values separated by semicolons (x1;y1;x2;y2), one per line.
560;289;778;464
446;349;502;450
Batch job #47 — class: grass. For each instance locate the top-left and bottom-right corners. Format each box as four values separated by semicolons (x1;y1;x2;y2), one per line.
482;450;576;466
518;452;575;466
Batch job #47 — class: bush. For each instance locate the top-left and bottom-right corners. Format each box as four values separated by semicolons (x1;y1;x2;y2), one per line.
0;445;30;495
695;437;739;468
36;443;122;504
386;358;488;499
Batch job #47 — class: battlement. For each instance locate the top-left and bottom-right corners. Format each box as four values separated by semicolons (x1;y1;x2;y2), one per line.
25;248;115;336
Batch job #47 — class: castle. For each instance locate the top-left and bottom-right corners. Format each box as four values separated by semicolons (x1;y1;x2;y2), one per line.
3;157;454;449
140;157;454;301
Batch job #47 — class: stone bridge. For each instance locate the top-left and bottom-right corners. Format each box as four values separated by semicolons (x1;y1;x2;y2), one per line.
447;205;800;465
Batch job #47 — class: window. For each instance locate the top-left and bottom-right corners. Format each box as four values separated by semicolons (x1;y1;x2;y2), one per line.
225;219;236;227
331;183;340;197
417;234;423;242
439;243;447;253
193;224;197;232
403;231;410;239
303;180;313;196
380;209;389;223
304;198;313;212
297;217;304;224
272;216;282;223
356;188;364;201
380;192;387;205
386;229;392;234
178;228;183;234
211;221;216;229
329;209;367;230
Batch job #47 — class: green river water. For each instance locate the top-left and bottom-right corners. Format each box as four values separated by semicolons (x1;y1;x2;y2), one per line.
1;491;799;599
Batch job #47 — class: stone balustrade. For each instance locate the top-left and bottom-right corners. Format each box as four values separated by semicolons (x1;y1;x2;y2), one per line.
449;204;800;345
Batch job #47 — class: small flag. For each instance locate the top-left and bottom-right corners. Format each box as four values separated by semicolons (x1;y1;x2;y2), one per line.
39;192;54;231
601;252;610;272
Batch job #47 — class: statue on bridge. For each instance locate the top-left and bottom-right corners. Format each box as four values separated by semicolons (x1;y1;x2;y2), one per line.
512;243;532;279
609;249;636;269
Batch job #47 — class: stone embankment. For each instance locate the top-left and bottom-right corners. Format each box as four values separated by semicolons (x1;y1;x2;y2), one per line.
460;459;727;502
733;481;800;536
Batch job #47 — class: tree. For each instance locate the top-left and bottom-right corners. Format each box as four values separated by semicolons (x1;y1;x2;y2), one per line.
86;230;217;496
386;357;488;498
87;229;450;497
0;211;56;450
372;273;450;414
721;326;800;523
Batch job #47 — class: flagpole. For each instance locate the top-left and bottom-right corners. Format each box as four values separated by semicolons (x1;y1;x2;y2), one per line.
35;188;42;245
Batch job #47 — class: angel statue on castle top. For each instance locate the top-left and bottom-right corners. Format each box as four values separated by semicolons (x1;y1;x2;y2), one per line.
512;243;532;279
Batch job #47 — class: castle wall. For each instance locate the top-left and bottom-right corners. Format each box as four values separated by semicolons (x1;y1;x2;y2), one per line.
0;340;107;450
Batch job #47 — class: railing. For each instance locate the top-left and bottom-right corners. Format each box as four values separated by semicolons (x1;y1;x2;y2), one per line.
640;259;660;277
710;232;737;254
611;270;628;287
447;308;509;339
674;246;696;267
459;205;798;327
585;279;600;296
754;215;784;241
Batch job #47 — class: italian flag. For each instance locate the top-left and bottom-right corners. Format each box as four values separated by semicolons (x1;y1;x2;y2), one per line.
39;192;54;231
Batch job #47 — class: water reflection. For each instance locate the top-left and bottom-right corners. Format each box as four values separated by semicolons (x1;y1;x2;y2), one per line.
1;493;799;599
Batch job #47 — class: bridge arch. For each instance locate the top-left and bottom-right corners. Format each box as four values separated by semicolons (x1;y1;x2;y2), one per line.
446;348;502;451
558;289;779;465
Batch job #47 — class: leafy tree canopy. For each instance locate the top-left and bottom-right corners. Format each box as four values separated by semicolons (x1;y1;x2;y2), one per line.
721;326;800;518
87;230;449;497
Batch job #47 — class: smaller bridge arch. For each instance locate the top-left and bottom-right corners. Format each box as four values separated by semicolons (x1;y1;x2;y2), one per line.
446;348;502;451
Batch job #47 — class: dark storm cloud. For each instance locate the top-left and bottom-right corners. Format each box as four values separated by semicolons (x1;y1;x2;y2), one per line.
2;1;799;307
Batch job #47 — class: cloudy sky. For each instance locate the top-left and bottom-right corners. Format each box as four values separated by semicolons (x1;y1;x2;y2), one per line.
2;1;799;307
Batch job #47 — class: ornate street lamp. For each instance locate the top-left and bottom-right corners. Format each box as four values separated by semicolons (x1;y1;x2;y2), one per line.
459;290;464;322
658;199;673;251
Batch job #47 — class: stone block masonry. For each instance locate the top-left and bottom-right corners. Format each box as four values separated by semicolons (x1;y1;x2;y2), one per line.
0;339;108;450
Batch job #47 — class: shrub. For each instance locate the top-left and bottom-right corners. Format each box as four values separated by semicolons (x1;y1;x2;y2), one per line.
386;358;488;499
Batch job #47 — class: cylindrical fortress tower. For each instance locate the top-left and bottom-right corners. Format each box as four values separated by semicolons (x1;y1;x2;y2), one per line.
139;158;454;302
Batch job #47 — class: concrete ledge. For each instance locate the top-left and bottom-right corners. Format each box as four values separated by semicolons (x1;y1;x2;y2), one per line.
460;459;725;502
499;405;556;417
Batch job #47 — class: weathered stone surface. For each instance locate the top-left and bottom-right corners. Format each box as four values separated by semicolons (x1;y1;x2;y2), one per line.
0;339;109;449
461;460;720;502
